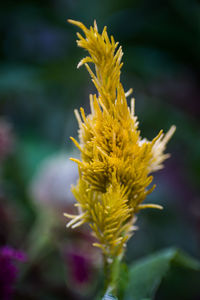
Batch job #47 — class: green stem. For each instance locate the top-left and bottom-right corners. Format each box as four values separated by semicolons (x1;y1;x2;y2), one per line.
103;254;121;298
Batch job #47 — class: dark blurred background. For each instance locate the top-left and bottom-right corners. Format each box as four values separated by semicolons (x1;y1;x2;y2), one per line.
0;0;200;299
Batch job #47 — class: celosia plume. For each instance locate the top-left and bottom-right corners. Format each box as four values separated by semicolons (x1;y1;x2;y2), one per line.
65;19;175;260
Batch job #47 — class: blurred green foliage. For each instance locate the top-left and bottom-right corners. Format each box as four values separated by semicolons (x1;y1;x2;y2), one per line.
124;248;200;300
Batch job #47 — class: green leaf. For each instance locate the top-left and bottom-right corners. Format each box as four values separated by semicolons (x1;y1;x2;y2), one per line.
124;247;200;300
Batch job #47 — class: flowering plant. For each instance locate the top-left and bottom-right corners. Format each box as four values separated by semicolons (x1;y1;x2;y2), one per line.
64;19;199;299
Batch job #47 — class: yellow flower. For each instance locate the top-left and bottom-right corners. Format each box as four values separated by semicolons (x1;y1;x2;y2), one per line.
64;19;176;260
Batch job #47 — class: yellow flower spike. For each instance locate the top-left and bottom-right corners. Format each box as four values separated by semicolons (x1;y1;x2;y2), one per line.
65;20;176;262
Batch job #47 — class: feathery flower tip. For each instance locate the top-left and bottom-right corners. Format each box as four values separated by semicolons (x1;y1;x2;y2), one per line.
65;19;175;259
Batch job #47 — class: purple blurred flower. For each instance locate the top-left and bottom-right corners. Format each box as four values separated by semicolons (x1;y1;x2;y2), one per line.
62;235;101;295
0;246;26;300
67;250;91;284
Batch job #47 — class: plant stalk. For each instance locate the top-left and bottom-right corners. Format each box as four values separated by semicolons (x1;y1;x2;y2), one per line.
103;254;122;298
